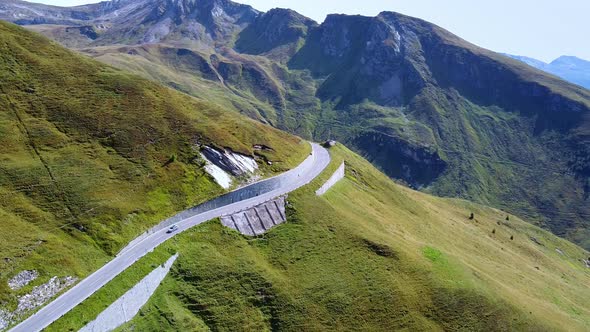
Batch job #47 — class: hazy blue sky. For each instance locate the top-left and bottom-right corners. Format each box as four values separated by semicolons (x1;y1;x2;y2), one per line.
31;0;590;62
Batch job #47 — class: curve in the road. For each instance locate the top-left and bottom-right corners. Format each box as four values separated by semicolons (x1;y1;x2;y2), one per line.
10;143;330;332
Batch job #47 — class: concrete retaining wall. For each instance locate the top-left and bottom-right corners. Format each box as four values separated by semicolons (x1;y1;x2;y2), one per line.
220;196;287;236
79;254;178;332
316;162;345;196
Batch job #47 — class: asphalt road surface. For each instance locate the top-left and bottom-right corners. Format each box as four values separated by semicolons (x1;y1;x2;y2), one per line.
10;143;330;332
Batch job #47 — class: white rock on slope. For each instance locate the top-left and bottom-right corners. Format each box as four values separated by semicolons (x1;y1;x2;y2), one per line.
0;276;77;331
7;270;38;291
201;153;233;189
200;146;259;189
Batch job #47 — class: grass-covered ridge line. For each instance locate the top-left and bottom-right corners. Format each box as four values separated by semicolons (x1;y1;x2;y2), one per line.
0;20;308;316
107;145;589;331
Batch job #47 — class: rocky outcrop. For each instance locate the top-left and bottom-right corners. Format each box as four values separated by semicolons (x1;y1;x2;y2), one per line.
7;270;38;291
200;146;258;189
1;0;259;46
289;13;428;108
0;276;77;331
64;25;98;40
0;0;130;26
201;146;258;176
138;0;259;43
16;276;77;313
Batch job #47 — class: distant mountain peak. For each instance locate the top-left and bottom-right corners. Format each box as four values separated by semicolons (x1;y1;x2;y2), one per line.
506;53;590;89
141;0;258;23
550;55;589;67
234;6;316;57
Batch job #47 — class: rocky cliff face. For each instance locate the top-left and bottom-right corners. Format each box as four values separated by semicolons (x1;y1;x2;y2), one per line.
289;13;431;108
133;0;258;44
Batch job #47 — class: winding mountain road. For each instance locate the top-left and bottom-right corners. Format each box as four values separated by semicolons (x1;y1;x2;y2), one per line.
10;143;330;332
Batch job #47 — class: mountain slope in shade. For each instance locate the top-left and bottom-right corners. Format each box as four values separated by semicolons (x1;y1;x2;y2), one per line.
3;1;590;251
505;54;590;89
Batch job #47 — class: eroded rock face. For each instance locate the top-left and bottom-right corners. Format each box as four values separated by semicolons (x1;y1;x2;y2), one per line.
201;154;233;189
140;0;259;43
0;0;131;25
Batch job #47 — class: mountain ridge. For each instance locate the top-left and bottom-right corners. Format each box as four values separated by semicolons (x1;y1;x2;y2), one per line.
0;0;260;45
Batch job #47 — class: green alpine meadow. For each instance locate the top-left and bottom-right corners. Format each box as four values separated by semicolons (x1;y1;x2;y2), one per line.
0;0;588;331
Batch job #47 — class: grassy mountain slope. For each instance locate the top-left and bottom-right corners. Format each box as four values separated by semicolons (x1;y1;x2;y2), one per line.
0;20;308;316
19;5;590;249
81;16;590;252
47;144;590;331
0;15;588;331
80;44;286;125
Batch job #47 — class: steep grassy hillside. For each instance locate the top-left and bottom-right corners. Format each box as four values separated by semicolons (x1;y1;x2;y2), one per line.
0;20;308;317
47;144;590;331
